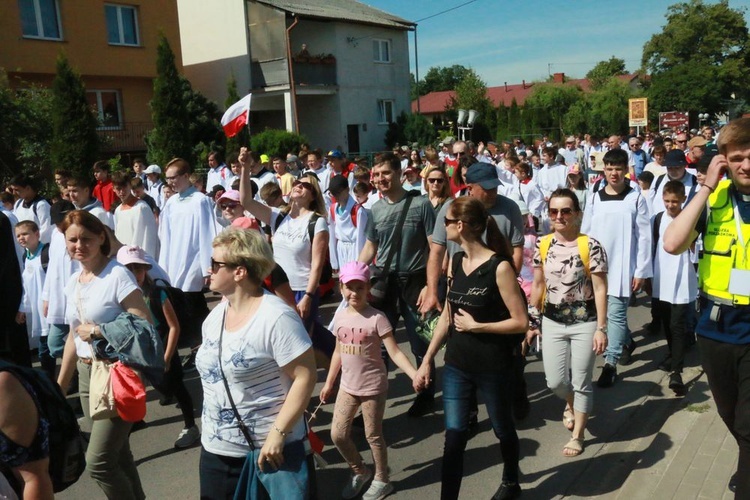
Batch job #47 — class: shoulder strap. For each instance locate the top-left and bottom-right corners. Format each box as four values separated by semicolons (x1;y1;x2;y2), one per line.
217;309;255;450
654;174;666;192
593;179;602;192
308;214;319;245
577;235;590;276
380;192;415;275
351;203;360;228
652;211;664;257
274;211;287;232
539;234;554;268
40;243;50;272
686;175;698;204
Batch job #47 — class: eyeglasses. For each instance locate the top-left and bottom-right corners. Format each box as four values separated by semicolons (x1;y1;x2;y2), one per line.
220;203;239;210
165;174;183;181
675;140;687;144
444;217;462;225
549;208;574;217
211;258;235;273
293;180;313;191
427;178;445;184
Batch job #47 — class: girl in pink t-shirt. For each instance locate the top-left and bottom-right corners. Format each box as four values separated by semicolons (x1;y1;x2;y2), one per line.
320;261;417;500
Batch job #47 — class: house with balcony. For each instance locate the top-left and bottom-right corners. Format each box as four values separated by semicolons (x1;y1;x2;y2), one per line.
177;0;414;153
1;0;182;155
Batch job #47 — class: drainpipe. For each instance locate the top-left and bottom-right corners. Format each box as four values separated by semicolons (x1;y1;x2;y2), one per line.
285;15;300;132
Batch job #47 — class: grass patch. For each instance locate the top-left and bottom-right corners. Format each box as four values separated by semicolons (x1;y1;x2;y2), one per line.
685;403;711;413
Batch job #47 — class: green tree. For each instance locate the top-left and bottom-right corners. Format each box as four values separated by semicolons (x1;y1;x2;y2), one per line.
249;129;307;158
642;0;750;121
507;98;521;138
183;76;223;167
403;113;437;146
524;83;585;141
224;72;250;155
586;56;627;90
147;34;193;167
413;65;471;98
495;103;509;143
50;53;100;179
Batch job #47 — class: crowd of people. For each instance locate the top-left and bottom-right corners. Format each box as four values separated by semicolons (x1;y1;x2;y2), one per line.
0;118;749;500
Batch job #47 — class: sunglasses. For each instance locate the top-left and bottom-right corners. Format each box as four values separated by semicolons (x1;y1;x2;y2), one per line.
293;180;313;190
220;203;239;210
444;217;462;225
210;258;234;273
427;178;445;184
675;140;687;144
549;208;575;217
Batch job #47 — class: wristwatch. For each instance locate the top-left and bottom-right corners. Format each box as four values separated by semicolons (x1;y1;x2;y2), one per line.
596;325;608;335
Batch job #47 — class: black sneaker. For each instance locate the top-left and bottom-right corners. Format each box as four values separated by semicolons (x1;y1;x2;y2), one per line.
729;471;737;492
491;481;522;500
597;363;617;388
407;393;435;418
669;372;686;396
618;340;637;366
657;355;672;372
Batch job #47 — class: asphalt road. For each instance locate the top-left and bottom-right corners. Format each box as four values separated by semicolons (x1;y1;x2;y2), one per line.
58;291;696;499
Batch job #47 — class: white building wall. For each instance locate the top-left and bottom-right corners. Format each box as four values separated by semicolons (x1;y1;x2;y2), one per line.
176;0;250;104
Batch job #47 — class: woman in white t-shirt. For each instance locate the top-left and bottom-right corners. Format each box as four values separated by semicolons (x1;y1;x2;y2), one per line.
196;227;316;499
56;210;152;500
237;149;329;330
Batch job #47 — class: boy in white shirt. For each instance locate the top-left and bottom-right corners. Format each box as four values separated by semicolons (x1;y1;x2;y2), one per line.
15;220;55;380
652;180;698;396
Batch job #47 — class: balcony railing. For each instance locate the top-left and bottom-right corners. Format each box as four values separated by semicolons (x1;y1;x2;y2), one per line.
98;121;152;153
250;58;337;89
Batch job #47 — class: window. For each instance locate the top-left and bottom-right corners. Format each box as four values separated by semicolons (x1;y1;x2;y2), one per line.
18;0;62;40
105;4;139;46
378;99;394;124
86;90;123;129
372;39;391;63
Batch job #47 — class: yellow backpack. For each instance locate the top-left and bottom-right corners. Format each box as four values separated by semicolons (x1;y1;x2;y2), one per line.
538;234;591;310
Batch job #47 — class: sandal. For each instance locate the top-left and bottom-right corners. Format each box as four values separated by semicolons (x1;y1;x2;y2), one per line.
563;437;584;457
562;407;575;432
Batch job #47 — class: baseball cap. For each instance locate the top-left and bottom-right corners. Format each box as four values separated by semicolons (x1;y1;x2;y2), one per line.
50;200;75;225
688;136;707;149
465;162;501;190
567;164;581;176
339;261;370;284
286;155;299;163
231;217;260;230
327;149;345;159
566;135;576;143
260;154;270;163
664;149;688;168
443;136;455;145
144;165;161;175
327;175;349;195
117;246;152;269
218;190;241;204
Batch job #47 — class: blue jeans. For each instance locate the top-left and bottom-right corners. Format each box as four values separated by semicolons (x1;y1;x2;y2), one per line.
604;295;632;366
441;363;519;499
48;323;69;358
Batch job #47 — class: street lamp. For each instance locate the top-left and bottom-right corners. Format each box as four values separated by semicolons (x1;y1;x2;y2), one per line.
457;108;479;141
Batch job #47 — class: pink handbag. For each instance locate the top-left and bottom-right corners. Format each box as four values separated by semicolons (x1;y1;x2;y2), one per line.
110;362;147;423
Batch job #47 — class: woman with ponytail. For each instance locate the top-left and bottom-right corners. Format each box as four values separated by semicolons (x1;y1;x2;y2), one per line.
414;197;528;500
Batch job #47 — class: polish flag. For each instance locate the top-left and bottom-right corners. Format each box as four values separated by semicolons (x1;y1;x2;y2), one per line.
221;94;251;137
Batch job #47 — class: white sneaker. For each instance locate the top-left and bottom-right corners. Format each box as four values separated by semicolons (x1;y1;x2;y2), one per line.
362;480;394;500
174;425;200;449
341;468;373;499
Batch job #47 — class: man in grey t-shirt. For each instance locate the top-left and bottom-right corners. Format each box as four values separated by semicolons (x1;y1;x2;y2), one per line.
359;153;436;417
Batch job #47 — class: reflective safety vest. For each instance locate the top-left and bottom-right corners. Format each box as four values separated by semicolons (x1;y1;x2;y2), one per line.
698;180;750;306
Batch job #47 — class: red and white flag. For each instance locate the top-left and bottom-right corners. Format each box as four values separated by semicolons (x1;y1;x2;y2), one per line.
221;94;251;137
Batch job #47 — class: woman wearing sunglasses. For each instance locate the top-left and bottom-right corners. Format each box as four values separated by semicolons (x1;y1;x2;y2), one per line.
527;188;608;457
236;148;329;329
423;165;451;213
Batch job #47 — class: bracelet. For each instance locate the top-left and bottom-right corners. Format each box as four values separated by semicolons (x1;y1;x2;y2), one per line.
273;425;288;437
304;291;315;298
701;183;716;193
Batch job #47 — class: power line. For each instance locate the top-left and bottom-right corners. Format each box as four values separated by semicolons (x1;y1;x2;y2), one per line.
415;0;480;23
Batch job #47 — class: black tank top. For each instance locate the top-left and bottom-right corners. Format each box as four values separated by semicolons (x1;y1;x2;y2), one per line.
444;252;515;372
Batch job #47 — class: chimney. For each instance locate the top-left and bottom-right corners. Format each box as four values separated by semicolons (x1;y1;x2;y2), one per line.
522;79;526;89
504;82;508;92
553;72;565;84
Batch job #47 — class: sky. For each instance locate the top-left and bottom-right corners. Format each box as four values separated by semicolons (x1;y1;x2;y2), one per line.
365;0;750;87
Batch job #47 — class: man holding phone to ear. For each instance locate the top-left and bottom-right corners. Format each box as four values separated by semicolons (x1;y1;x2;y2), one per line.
664;117;750;498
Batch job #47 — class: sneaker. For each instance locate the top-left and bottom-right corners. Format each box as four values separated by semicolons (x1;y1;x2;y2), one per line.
174;425;200;449
342;468;373;499
669;372;686;396
362;480;394;500
657;355;672;372
491;481;522;500
618;339;637;366
407;393;435;418
729;471;738;492
597;363;617;388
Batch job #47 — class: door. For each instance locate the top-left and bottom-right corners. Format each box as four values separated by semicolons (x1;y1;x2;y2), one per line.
347;124;360;154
